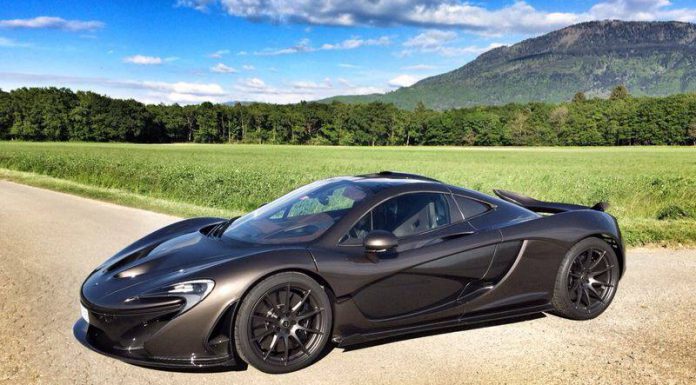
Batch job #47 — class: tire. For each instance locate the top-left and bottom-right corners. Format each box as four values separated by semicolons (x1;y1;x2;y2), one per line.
234;272;333;374
550;237;620;320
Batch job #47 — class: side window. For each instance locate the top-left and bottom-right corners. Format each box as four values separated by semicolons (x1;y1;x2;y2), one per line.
341;193;452;243
454;195;490;219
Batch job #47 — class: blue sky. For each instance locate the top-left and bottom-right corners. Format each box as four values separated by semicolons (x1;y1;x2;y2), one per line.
2;0;696;104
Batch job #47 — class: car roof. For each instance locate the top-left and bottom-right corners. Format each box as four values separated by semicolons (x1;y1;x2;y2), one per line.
348;172;510;208
335;171;443;194
294;173;442;197
353;171;442;184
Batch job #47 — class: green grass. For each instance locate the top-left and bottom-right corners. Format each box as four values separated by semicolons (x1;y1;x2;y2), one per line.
1;142;694;246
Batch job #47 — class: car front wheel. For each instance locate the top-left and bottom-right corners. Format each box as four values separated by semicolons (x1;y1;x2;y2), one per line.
234;272;333;374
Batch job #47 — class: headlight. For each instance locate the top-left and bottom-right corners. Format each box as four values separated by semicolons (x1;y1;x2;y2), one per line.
167;280;214;296
129;279;215;313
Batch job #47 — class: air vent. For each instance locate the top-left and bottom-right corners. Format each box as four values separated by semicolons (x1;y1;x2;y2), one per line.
199;223;219;236
104;244;158;273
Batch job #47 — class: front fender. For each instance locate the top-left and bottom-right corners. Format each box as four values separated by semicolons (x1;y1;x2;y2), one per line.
143;247;317;358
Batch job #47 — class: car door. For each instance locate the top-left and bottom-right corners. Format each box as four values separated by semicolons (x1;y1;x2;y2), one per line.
331;192;502;321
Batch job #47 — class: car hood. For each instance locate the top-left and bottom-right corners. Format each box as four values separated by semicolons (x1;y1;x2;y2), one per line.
81;221;275;309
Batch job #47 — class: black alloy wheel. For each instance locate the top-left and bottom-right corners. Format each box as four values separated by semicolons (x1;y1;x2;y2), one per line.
551;237;620;320
234;272;332;373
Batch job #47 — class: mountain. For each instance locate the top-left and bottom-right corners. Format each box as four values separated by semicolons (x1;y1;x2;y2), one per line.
324;20;696;110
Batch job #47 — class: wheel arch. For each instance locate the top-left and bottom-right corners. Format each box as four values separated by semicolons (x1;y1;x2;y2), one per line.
236;267;337;304
582;233;625;278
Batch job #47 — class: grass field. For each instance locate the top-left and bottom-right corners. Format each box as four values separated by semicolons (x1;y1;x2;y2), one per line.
0;142;694;246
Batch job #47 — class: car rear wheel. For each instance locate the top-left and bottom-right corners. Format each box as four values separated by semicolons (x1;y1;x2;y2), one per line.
551;237;620;320
234;272;332;374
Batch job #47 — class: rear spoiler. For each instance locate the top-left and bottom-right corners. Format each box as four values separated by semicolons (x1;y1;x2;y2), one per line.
493;189;608;214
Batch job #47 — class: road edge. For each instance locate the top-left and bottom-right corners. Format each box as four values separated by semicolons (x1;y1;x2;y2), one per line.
0;168;236;219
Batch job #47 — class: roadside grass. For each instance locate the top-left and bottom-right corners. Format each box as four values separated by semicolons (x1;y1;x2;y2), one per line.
0;142;694;246
0;169;237;218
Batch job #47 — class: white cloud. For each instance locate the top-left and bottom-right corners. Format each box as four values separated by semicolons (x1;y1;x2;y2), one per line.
177;0;696;36
239;77;267;89
291;78;332;90
0;72;228;104
589;0;696;22
401;30;505;57
331;78;386;95
255;38;314;56
401;64;436;71
388;74;423;88
210;62;237;73
210;0;580;34
339;85;385;95
233;77;313;103
175;0;217;12
231;76;387;103
338;63;360;68
140;81;225;96
0;16;104;32
165;93;218;103
123;55;163;65
321;36;390;50
255;36;390;56
401;1;583;35
0;71;390;104
208;49;230;58
404;30;457;49
436;42;505;57
242;64;255;70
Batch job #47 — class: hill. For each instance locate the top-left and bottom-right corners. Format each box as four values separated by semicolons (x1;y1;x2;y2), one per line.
324;20;696;109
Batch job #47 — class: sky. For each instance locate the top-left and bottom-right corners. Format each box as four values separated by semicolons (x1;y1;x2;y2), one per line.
2;0;696;104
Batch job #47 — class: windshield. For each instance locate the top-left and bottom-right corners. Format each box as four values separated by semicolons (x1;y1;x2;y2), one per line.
223;178;371;244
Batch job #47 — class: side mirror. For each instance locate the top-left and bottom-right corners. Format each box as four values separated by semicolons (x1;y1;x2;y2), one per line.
364;230;398;253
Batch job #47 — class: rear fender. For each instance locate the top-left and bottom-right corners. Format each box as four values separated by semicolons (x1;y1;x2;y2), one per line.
500;210;624;276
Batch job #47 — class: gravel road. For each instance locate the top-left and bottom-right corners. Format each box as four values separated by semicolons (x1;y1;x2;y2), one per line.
0;180;694;385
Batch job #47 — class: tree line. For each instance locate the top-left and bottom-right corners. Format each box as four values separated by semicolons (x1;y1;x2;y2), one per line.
1;85;695;145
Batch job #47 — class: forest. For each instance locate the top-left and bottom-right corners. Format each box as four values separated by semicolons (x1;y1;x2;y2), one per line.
1;86;695;146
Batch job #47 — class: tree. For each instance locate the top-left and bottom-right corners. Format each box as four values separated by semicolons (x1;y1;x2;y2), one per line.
572;92;586;103
406;102;432;145
688;120;696;145
609;85;630;100
506;110;533;145
1;86;695;146
0;89;14;139
193;102;220;143
5;87;77;140
148;104;187;142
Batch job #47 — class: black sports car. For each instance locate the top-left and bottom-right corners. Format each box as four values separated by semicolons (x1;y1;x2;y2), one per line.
75;171;624;373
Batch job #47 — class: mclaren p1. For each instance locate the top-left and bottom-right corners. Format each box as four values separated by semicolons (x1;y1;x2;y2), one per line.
74;171;624;373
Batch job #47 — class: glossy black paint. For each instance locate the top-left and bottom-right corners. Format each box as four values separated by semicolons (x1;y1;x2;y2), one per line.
75;172;624;369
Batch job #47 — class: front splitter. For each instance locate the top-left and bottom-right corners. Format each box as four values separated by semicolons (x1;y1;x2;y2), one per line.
72;319;245;372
